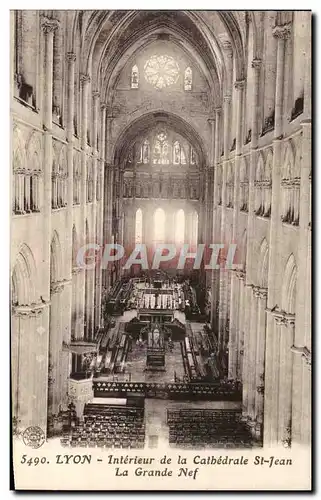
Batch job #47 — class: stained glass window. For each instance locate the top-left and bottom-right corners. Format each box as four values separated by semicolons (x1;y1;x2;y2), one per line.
191;148;197;165
184;67;192;91
144;55;179;89
131;65;139;89
142;139;150;163
173;141;187;165
173;141;180;164
153;132;169;164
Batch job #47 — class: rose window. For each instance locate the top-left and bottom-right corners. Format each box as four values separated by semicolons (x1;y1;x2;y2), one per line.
144;55;179;89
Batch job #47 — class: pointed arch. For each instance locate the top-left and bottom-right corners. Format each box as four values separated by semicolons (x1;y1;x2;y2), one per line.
282;140;296;179
256;153;265;181
239;229;247;272
265;150;273;181
255;153;265;215
11;243;37;306
257;238;269;288
50;231;62;284
72;225;79;270
282;254;297;314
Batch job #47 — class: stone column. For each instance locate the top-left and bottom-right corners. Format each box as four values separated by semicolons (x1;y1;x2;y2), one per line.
52;21;63;124
218;41;233;349
41;16;59;301
13;305;50;432
242;283;253;420
278;315;295;447
209;116;216;326
48;281;64;426
64;50;76;389
254;288;268;439
236;271;246;380
228;80;245;380
228;271;240;379
269;312;283;444
246;59;262;286
247;287;259;425
95;103;106;325
263;309;274;445
211;108;221;333
273;23;292;136
76;74;91;339
263;25;292;448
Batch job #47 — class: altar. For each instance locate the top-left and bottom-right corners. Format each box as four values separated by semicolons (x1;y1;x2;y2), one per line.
145;323;166;371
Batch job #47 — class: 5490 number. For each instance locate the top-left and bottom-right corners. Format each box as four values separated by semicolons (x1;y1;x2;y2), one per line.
21;455;49;465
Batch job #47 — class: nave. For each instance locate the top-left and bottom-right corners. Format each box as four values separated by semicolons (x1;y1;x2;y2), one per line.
11;10;311;451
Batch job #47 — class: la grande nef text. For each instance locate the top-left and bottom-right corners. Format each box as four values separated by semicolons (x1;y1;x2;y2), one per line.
21;454;293;478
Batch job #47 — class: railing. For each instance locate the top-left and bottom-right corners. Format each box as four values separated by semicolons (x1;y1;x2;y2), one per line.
93;380;242;401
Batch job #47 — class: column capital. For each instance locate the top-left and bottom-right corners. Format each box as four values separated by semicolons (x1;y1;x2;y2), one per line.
100;103;107;111
253;286;268;299
41;17;60;34
223;94;232;103
291;345;311;368
13;302;49;317
234;79;246;90
251;59;262;70
93;91;100;100
50;279;71;294
208;117;216;125
80;74;91;86
66;52;76;63
214;107;222;115
236;270;246;281
272;23;292;40
266;307;296;326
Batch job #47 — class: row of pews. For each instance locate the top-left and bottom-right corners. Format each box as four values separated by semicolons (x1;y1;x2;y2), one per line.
167;409;252;448
95;322;130;375
61;403;145;449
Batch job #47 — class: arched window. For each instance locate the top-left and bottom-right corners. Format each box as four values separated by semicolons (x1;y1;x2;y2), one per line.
184;67;192;91
191;211;198;248
175;209;185;244
226;163;234;208
254;156;265;216
173;141;181;164
154;208;165;243
142;139;150;164
135;208;143;244
173;141;187;165
281;143;300;226
153;132;169;165
190;148;197;165
131;65;139;89
239;158;249;212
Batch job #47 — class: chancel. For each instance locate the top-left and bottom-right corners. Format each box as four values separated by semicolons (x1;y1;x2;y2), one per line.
11;10;311;452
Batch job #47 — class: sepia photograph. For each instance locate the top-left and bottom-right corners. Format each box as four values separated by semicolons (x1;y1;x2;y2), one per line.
10;8;312;491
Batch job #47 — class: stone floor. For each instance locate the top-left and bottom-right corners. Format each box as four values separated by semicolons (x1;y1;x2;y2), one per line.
96;341;185;383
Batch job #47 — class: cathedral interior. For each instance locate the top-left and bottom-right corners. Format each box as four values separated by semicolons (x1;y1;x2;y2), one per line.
11;10;311;450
